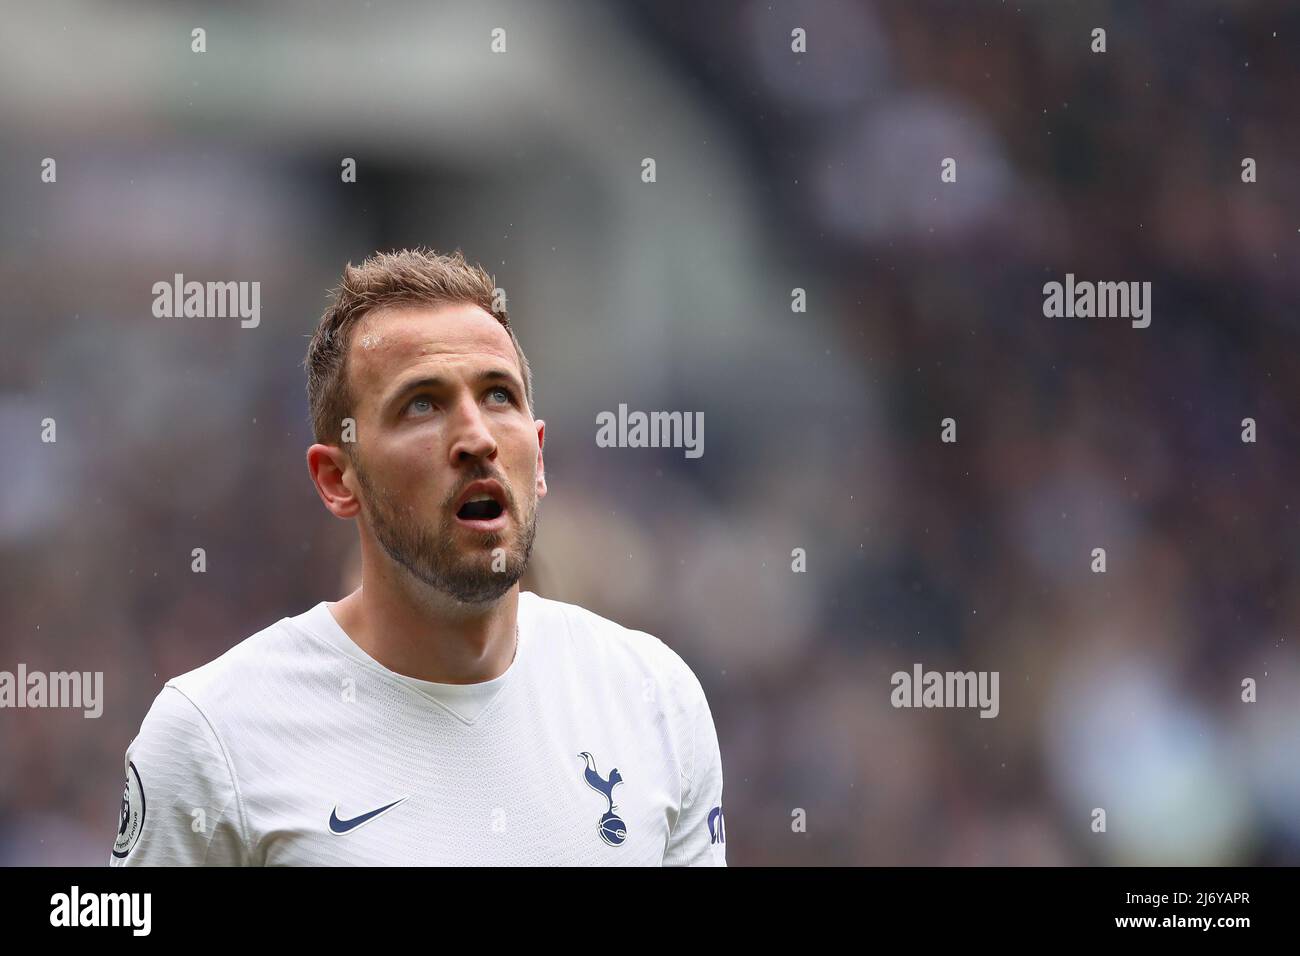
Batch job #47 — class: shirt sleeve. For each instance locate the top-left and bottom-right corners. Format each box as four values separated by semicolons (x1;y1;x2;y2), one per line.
109;685;249;866
662;667;727;867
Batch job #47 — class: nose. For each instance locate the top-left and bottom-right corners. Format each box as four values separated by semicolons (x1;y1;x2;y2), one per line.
446;395;498;465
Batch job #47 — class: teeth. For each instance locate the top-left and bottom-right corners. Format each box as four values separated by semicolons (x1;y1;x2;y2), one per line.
466;493;493;502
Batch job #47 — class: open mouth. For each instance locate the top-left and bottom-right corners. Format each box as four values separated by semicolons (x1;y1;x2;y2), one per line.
456;497;504;522
452;479;509;529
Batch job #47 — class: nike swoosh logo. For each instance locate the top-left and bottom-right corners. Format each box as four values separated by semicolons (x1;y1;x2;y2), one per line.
328;797;408;835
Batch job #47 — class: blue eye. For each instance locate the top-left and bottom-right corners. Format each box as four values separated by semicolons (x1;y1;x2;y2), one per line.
489;387;513;405
407;396;434;415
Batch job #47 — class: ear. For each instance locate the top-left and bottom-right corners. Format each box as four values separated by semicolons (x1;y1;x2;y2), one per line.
307;443;362;518
534;419;547;500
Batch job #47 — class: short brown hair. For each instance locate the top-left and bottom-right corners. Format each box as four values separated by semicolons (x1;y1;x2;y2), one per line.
305;247;533;446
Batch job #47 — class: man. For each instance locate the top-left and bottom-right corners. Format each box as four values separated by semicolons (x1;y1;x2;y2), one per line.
111;248;726;866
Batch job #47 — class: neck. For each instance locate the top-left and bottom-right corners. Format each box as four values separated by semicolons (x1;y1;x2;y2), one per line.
329;540;519;685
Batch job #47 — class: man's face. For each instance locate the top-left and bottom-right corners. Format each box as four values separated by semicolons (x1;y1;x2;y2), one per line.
342;302;545;605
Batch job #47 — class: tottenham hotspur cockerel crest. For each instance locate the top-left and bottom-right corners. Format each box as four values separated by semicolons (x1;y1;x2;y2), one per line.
579;752;626;847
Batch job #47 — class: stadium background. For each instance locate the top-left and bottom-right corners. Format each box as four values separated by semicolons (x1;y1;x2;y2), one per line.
2;0;1299;865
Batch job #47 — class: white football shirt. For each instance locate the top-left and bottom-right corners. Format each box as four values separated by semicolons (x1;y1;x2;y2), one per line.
109;590;726;866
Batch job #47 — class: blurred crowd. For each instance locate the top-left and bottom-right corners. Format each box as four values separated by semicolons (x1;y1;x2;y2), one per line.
2;0;1298;865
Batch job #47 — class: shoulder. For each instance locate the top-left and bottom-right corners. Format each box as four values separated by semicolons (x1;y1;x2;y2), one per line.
160;608;316;716
521;590;707;705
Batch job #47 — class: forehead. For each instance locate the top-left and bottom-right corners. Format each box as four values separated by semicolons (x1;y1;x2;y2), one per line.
346;301;520;396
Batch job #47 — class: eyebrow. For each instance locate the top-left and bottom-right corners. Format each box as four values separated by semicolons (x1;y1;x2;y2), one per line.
383;368;523;414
